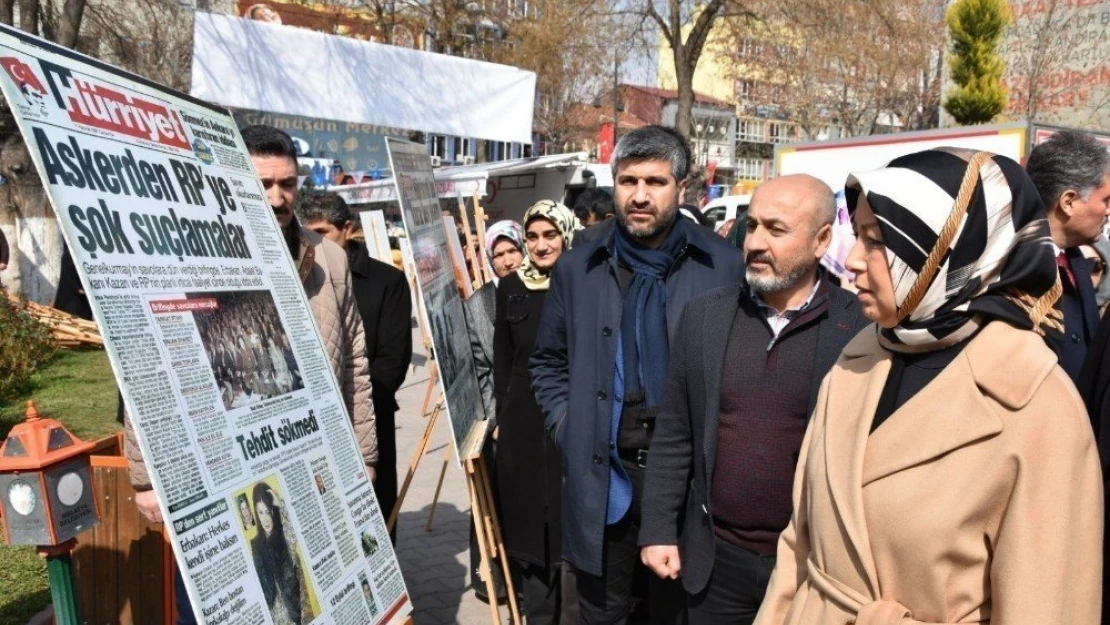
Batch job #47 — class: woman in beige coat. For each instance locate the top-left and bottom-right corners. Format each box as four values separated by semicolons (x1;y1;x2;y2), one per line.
754;148;1103;625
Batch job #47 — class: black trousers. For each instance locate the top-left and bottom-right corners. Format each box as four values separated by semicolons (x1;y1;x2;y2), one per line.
574;460;685;625
687;537;776;625
372;401;398;544
516;558;562;625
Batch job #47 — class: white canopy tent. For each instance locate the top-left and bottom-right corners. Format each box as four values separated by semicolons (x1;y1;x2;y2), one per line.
332;153;599;206
190;12;536;143
332;171;488;206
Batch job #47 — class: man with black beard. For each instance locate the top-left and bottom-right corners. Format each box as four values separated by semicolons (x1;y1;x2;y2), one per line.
639;174;867;625
531;125;743;624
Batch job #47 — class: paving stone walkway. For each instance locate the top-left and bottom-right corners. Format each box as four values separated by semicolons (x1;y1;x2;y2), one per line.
393;328;495;625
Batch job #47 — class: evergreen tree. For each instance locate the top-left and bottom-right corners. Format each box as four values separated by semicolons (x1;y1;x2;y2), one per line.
943;0;1011;125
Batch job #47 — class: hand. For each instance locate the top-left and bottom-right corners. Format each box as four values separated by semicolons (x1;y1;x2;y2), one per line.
492;426;499;441
367;465;377;483
135;489;162;524
0;262;6;271
641;545;681;580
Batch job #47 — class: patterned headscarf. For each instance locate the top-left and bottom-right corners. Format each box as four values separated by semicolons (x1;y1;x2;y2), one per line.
484;220;523;261
517;200;577;291
846;147;1063;353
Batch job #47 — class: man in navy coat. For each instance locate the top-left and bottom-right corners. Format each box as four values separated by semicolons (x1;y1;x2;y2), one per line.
530;125;742;624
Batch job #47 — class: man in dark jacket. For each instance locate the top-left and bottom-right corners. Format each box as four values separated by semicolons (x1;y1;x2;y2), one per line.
1026;130;1110;381
298;192;413;537
639;175;868;625
530;125;743;625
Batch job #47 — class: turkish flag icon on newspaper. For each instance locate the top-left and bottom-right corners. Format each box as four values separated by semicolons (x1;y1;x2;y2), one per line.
0;56;47;96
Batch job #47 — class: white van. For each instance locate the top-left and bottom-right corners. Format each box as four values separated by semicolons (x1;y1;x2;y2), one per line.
701;194;752;232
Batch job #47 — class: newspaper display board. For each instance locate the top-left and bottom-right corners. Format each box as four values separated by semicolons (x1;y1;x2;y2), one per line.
0;26;411;625
386;138;487;459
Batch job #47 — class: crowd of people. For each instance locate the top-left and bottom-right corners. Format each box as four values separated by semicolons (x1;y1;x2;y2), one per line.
95;116;1110;625
480;125;1110;625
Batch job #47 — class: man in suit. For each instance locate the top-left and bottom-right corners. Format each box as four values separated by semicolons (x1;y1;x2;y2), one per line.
639;174;868;625
298;192;412;539
1026;130;1110;381
531;125;743;624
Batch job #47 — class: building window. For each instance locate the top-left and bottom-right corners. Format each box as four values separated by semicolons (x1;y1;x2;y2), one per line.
736;119;764;143
737;79;752;100
430;135;447;158
457;138;472;160
735;158;767;180
768;121;793;144
738;38;757;58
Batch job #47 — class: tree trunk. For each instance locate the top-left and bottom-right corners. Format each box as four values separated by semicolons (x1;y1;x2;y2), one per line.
0;1;14;25
55;0;86;48
0;0;85;302
17;0;37;33
0;133;58;303
674;50;694;139
670;0;692;139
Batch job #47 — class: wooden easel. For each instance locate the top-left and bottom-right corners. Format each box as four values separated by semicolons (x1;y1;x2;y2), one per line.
420;361;439;418
471;193;493;285
389;193;520;625
388;389;448;532
456;192;485;290
460;419;521;625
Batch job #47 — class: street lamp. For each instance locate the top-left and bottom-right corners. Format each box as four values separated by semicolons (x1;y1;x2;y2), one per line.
0;401;101;625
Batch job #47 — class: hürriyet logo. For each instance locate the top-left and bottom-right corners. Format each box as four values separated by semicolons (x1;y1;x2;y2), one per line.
37;58;191;151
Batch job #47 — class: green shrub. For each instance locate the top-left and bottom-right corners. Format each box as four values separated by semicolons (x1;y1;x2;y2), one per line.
944;0;1011;124
0;290;56;400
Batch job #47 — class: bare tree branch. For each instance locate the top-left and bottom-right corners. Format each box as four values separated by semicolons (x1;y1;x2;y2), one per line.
644;2;672;47
685;0;725;61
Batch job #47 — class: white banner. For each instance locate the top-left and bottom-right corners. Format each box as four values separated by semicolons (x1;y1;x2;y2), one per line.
191;12;537;144
0;25;411;625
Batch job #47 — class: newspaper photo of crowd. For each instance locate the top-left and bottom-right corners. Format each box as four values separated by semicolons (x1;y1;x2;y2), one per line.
190;290;304;410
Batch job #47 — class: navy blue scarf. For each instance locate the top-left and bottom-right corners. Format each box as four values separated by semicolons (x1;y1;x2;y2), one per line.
614;217;687;408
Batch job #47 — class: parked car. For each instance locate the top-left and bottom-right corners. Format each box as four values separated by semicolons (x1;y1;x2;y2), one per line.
701;194;751;232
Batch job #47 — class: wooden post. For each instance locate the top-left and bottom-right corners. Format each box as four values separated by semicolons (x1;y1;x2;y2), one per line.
420;361;439;418
465;456;521;625
472;195;492;285
387;398;443;533
466;456;503;625
456;419;521;625
425;443;454;532
456;194;482;288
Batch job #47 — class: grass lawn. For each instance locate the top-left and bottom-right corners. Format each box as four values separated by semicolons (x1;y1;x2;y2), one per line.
0;349;118;625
